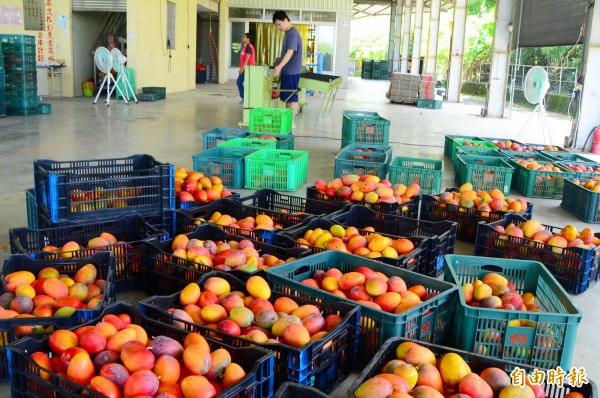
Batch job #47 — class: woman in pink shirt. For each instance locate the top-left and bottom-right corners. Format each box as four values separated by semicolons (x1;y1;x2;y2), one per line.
237;33;256;104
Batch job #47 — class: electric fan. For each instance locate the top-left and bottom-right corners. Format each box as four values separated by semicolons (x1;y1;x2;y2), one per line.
107;48;138;104
93;47;116;105
515;66;552;145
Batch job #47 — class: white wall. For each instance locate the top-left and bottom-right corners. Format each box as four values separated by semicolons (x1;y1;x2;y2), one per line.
72;12;110;96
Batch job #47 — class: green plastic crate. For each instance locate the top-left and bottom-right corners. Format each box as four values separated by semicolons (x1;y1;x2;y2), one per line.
339;143;392;163
416;99;442;109
38;103;51;114
499;150;556;162
557;160;600;178
246;133;295;150
444;135;482;158
525;143;570;153
141;86;165;99
341;110;390;147
538;151;593;163
266;251;457;367
455;155;514;195
334;149;390;180
218;137;277;150
249;107;294;135
450;139;499;163
444;255;582;370
192;146;257;189
510;160;576;198
389;156;443;195
244;149;308;191
561;178;600;223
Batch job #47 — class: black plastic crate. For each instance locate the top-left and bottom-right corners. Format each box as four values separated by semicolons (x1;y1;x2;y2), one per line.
141;86;166;99
137;92;158;101
140;271;359;392
175;197;312;240
245;189;351;217
281;217;430;273
330;205;457;276
348;337;597;398
475;213;600;294
306;186;420;218
33;154;175;224
9;214;168;293
420;188;534;243
142;223;312;295
275;382;329;398
9;302;275;398
0;252;115;380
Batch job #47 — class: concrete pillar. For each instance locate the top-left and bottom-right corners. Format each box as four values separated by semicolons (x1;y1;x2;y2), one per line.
401;0;412;73
389;1;397;62
447;0;468;102
425;0;441;75
411;0;424;74
487;0;514;118
576;1;600;150
218;0;229;84
394;0;403;71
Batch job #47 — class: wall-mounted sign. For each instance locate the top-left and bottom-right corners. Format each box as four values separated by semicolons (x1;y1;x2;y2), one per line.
0;6;23;26
23;0;44;30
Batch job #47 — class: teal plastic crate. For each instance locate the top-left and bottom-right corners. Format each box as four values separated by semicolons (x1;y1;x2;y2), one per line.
444;255;582;370
202;127;248;150
246;133;295;150
341;110;390;148
0;34;36;46
561;178;600;223
525;143;570;153
450;139;499;163
218;137;277;150
249;107;294;135
417;98;442;109
38;103;51;114
557;160;600;178
539;151;593;163
510;160;576;198
192;146;257;189
444;134;483;158
455;155;515;195
244;149;308;192
141;86;166;99
339;143;392;164
499;150;556;162
389;156;443;195
266;251;457;367
333;149;389;180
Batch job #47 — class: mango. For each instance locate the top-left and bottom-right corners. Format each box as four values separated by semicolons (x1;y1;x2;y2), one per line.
292;304;320;320
123;369;159;398
381;359;406;374
3;270;36;293
157;383;183;398
100;362;130;389
93;350;120;371
150;335;184;359
121;341;155;372
0;292;16;309
80;329;108;356
482;273;508;286
354;376;394;398
376;373;410;394
49;329;79;354
73;263;98;285
181;375;216;398
180;283;201;306
172;308;195;329
10;295;33;314
220;293;244;313
283;323;311;348
126;324;149;345
205;348;232;380
416;363;444;393
67;351;95;386
374;292;401;312
183;344;212;375
203;277;230;296
222;363;246;389
412;385;445;398
254;310;278;330
392;363;418;389
246;276;271;299
89;376;122;398
201;304;228;324
339;272;366;290
396;341;418;359
272;315;301;337
106;328;137;352
230;306;254;328
439;352;471;388
405;345;436;367
302;313;325;335
459;373;494;398
30;352;53;381
183;332;210;350
42;278;68;300
480;367;511;396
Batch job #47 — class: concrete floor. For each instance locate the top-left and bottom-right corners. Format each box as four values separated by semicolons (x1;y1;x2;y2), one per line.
0;78;598;395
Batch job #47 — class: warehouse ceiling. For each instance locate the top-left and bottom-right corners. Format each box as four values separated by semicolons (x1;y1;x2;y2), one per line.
353;0;455;19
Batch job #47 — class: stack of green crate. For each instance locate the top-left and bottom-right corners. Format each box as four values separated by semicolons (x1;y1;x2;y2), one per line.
0;35;37;116
0;47;5;118
379;60;390;80
371;60;382;80
361;60;373;79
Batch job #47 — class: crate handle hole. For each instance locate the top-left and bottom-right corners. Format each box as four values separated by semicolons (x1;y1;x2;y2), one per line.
481;264;504;273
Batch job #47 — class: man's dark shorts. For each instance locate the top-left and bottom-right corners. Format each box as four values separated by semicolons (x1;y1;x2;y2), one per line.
280;73;300;103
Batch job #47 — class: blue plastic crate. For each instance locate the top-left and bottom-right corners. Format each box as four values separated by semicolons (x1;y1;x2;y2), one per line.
24;188;37;229
202;127;248;150
275;382;329;398
9;302;275;398
0;251;115;380
9;214;169;293
192;146;256;189
140;271;359;392
266;251;457;367
33;154;175;224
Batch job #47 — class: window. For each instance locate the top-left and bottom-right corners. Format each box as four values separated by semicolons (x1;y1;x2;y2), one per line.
167;1;176;49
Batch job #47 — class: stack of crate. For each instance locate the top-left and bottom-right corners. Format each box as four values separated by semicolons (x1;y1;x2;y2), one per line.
0;35;38;116
0;45;5;118
387;72;420;104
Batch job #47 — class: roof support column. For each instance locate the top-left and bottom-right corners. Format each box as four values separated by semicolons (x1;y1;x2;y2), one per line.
394;0;404;72
575;0;600;150
218;0;229;84
425;0;441;76
486;0;514;118
401;0;412;73
411;0;424;74
447;0;468;102
388;1;397;63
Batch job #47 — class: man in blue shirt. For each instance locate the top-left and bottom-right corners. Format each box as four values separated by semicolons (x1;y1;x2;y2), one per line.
273;10;302;128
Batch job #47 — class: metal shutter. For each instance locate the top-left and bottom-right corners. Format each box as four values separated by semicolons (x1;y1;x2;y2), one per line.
72;0;126;12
